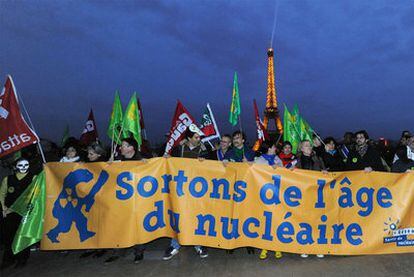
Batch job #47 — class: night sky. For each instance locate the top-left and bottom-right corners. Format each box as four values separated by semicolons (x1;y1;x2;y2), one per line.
1;0;413;145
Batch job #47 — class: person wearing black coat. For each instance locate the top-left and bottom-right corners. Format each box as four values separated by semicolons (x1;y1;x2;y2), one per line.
321;137;345;171
346;130;384;172
392;146;414;173
294;140;326;259
104;138;145;265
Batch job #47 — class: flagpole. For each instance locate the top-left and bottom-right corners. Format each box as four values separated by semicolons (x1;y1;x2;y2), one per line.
110;125;115;159
16;92;46;163
237;114;246;158
207;103;221;139
312;130;326;147
112;123;125;159
275;133;283;145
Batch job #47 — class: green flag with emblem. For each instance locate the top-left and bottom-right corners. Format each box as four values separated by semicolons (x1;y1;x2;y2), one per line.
107;91;123;145
283;104;301;154
122;92;142;147
10;171;46;254
229;72;241;126
299;117;314;142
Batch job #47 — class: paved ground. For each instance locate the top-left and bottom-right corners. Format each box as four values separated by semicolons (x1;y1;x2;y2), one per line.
1;238;414;277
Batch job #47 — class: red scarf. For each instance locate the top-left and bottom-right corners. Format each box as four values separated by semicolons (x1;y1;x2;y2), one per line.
278;152;295;167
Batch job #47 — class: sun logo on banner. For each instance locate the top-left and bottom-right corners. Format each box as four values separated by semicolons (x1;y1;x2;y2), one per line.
384;217;400;235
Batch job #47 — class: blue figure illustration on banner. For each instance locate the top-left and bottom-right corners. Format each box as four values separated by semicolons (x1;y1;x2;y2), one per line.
47;169;108;243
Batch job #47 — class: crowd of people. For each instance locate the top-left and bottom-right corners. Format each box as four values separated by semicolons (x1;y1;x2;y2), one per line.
0;128;413;269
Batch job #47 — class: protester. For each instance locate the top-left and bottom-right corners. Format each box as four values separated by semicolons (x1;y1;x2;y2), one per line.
278;141;297;168
79;142;107;259
255;141;283;168
104;138;145;264
40;139;60;162
60;140;81;163
393;134;414;163
392;145;414;173
321;137;345;171
294;140;326;259
20;144;44;175
342;132;354;148
339;132;354;162
255;141;283;260
295;140;326;172
224;131;255;162
346;130;384;172
140;139;154;159
0;158;34;269
0;159;12;252
223;131;255;255
207;134;232;161
170;125;209;159
163;126;209;260
409;136;414;159
399;130;412;146
86;142;107;162
312;134;324;158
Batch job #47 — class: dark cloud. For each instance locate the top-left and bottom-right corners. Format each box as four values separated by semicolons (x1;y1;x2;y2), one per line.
0;0;413;144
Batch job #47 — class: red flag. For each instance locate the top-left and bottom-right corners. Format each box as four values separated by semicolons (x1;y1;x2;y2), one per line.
0;75;38;158
199;103;221;143
164;100;202;155
254;99;270;143
79;109;99;145
137;97;146;139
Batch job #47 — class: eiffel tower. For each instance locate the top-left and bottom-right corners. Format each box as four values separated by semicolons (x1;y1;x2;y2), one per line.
254;48;283;151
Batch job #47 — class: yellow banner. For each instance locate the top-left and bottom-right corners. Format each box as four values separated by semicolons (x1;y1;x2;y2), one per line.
41;158;414;255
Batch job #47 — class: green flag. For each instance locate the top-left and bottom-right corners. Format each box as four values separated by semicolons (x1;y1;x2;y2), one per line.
10;171;46;254
299;117;314;142
122;92;142;147
229;72;241;126
291;104;301;133
61;124;70;147
283;104;301;154
107;91;123;145
293;105;314;142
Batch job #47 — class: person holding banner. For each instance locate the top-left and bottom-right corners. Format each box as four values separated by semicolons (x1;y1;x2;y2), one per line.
255;141;283;168
86;142;107;163
105;138;145;264
346;130;384;172
224;131;255;162
392;145;414;173
223;131;255;255
278;141;297;168
255;141;283;260
295;140;326;259
163;127;209;260
59;141;81;163
169;125;209;159
79;142;107;259
339;132;355;162
296;140;326;172
321;137;345;171
207;134;232;161
0;158;34;269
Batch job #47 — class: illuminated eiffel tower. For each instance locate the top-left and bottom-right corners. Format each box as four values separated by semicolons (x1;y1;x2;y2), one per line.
254;48;283;151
